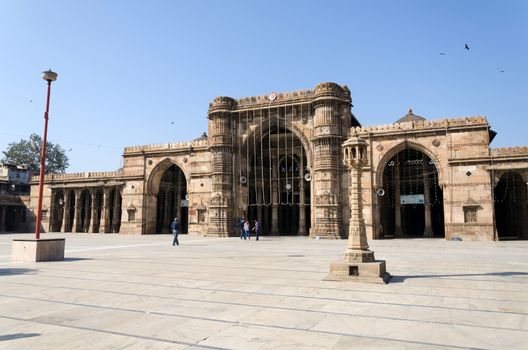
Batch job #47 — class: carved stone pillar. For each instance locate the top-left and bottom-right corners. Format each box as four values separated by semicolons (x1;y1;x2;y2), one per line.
0;206;6;232
207;96;235;237
72;189;82;232
82;191;91;232
89;189;97;233
99;188;110;233
327;137;390;283
176;171;182;222
394;161;403;237
112;188;122;233
298;156;306;235
271;157;279;234
61;191;71;232
423;158;433;238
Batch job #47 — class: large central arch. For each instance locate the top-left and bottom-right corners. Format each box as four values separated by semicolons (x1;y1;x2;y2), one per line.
239;122;312;236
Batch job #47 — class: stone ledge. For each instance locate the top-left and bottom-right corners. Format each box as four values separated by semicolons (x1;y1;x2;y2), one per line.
12;238;65;262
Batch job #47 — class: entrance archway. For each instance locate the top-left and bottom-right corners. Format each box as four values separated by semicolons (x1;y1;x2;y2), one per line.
379;147;444;238
244;126;311;235
494;171;528;240
154;164;188;234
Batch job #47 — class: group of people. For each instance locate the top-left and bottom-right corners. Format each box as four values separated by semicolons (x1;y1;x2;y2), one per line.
170;217;262;245
239;218;260;240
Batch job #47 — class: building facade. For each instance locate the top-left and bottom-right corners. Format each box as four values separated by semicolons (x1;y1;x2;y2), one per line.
29;82;528;240
1;163;31;232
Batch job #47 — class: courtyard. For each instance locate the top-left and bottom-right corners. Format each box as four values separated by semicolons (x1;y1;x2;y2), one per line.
0;233;527;349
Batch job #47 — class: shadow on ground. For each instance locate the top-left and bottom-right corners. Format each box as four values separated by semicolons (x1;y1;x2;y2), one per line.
0;268;37;276
0;333;41;341
63;257;93;262
390;271;528;283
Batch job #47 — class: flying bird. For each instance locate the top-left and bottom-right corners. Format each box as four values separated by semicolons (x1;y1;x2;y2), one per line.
439;53;446;55
464;43;470;50
500;70;505;73
171;121;175;124
68;148;72;152
29;100;33;102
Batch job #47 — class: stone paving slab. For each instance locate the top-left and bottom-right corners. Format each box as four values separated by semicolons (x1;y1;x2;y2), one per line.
0;233;527;349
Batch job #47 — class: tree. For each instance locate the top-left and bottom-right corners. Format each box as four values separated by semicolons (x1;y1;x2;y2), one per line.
2;133;69;174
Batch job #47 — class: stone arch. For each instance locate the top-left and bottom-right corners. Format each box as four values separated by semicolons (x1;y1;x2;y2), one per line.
376;140;444;188
145;158;189;234
239;121;312;236
494;170;528;240
377;144;445;238
243;120;314;171
147;158;190;195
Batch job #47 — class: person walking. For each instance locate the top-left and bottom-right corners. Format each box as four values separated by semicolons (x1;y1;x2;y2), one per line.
239;218;245;239
170;217;180;246
252;219;260;241
243;220;250;240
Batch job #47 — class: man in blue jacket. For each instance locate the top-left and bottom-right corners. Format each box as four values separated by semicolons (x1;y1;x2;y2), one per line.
171;218;180;246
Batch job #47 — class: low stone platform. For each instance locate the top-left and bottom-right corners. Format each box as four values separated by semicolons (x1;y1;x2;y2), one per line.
326;260;391;284
0;233;527;349
11;238;65;262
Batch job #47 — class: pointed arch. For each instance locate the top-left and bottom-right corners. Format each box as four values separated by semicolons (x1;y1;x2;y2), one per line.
376;140;444;188
145;158;189;234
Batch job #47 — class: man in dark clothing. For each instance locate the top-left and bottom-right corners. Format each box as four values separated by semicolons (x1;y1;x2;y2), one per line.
171;218;180;246
252;220;260;241
239;218;245;239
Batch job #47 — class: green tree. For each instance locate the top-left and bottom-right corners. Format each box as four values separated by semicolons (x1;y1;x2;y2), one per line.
2;133;69;174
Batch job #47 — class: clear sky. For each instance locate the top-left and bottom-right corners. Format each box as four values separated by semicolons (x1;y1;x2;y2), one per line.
1;0;526;172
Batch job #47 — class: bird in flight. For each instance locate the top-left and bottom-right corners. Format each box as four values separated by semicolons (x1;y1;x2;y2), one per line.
500;70;505;73
439;53;446;55
465;43;470;50
171;121;175;125
29;100;33;102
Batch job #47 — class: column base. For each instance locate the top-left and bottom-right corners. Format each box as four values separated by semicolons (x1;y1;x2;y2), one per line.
12;239;65;262
326;260;391;284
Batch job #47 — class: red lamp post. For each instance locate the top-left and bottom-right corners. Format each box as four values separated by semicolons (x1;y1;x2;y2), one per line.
35;69;58;239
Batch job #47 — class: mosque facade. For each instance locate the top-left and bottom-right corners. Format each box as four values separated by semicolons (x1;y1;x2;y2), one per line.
29;82;528;240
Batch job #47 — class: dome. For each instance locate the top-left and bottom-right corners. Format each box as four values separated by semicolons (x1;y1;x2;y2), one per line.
193;132;208;141
394;108;426;124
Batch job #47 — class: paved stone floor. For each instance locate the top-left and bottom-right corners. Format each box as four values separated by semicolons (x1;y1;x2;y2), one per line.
0;233;527;349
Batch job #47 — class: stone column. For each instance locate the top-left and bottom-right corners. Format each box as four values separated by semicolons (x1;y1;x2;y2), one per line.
112;188;120;233
89;189;97;233
61;191;71;232
423;159;433;238
271;157;279;234
99;188;110;233
72;189;82;232
83;191;91;232
0;205;6;232
176;171;182;221
298;156;306;235
256;182;263;225
393;161;403;237
328;137;390;283
343;142;374;262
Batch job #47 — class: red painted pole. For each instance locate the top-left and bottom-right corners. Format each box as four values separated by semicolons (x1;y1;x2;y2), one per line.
35;81;52;239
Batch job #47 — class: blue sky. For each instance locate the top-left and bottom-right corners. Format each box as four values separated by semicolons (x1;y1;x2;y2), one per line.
1;0;526;172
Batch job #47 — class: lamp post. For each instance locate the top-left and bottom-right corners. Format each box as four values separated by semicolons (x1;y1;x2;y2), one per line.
35;69;58;239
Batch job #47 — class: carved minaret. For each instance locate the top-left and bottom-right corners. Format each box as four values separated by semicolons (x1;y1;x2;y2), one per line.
310;82;352;238
207;96;235;237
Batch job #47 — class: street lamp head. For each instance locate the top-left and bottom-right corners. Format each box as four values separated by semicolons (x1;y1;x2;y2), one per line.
42;69;58;82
